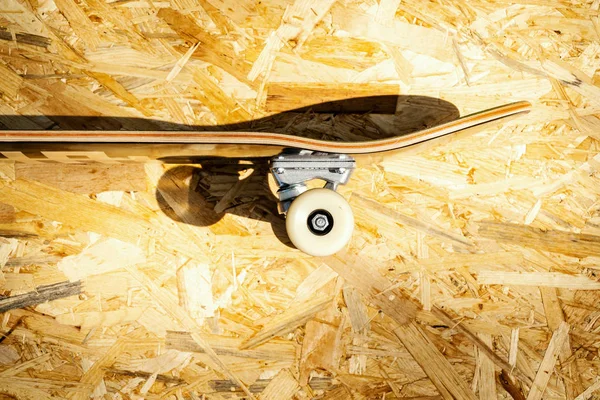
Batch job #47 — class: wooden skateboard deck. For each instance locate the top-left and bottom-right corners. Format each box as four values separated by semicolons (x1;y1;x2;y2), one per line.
0;101;531;164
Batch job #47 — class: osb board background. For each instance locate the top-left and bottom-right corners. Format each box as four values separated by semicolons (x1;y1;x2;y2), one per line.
0;0;600;399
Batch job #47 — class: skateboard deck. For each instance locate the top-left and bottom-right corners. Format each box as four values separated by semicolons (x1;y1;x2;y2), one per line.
0;101;531;164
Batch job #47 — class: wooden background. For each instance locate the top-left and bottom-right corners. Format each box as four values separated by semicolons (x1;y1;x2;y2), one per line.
1;0;600;399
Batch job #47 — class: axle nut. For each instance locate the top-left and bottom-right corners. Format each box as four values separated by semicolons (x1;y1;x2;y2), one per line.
311;213;330;231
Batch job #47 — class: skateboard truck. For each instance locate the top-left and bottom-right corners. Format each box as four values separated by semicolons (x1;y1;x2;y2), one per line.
270;150;356;212
270;150;356;257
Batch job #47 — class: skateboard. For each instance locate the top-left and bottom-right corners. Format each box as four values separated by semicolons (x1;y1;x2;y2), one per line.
0;101;531;256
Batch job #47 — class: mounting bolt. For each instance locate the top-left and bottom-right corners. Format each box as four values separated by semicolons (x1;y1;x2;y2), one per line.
311;213;330;232
275;167;285;174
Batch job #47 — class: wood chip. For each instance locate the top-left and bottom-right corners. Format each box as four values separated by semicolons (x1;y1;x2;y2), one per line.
477;222;600;258
240;293;333;350
393;322;478;400
258;368;300;400
526;322;570;400
477;271;600;290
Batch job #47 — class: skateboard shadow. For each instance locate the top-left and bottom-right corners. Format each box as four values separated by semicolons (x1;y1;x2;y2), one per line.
0;94;459;139
0;94;459;248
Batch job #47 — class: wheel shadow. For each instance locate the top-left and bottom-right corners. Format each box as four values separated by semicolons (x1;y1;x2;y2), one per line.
0;94;459;248
155;158;292;246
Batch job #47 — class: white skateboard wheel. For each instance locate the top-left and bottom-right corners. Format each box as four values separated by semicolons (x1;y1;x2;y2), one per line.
285;188;354;256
